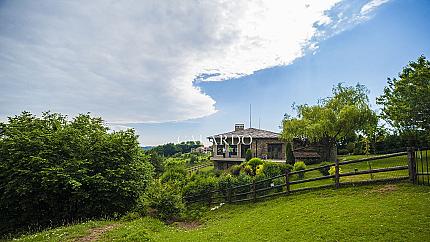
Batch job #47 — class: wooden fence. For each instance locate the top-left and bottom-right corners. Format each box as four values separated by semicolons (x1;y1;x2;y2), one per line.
184;149;420;205
185;162;213;174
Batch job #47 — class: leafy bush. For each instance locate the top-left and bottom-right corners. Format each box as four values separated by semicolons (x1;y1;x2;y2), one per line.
245;149;253;161
273;177;285;192
337;148;349;156
121;212;141;222
0;112;154;235
319;161;332;176
146;151;165;175
329;166;342;177
139;181;184;222
183;176;218;204
247;158;264;169
160;166;187;186
293;161;307;171
189;154;198;164
255;164;264;176
233;174;253;199
281;163;294;173
261;162;282;177
217;174;238;200
293;161;307;179
218;174;238;191
228;165;241;176
242;164;254;176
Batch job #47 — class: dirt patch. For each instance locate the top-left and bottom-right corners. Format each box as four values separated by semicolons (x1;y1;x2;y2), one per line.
174;220;201;230
372;184;398;194
74;224;118;242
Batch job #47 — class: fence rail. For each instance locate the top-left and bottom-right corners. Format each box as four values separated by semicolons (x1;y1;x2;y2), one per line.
185;162;213;174
184;149;423;205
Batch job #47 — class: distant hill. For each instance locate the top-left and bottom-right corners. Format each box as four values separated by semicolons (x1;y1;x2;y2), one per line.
141;146;154;151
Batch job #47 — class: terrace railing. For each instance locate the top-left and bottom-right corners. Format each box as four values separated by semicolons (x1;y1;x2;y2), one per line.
184;149;424;205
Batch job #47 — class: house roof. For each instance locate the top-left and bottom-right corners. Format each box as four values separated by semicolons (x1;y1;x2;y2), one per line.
208;128;281;139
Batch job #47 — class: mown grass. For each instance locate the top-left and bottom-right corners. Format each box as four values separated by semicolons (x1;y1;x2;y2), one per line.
268;153;411;191
9;220;113;242
13;183;430;242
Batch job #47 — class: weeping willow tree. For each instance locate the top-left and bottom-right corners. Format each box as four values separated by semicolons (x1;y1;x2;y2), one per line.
282;83;378;161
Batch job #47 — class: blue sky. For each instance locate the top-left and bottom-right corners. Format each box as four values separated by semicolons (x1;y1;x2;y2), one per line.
1;0;429;146
130;0;430;146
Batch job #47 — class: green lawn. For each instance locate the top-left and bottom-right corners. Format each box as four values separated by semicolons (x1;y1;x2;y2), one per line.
13;183;430;242
271;153;411;191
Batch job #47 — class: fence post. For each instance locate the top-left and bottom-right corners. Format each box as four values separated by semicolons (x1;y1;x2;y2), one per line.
407;147;416;184
252;179;256;202
285;169;290;195
335;158;340;188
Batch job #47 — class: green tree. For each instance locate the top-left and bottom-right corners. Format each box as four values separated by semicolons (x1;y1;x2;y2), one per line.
285;142;295;164
146;150;165;175
245;148;253;161
282;83;377;161
377;55;430;145
0;112;153;234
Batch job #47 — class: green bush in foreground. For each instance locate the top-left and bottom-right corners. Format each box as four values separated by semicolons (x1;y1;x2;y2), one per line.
160;166;187;187
0;112;154;235
319;161;332;176
183;176;218;204
261;162;286;177
139;181;184;222
247;158;264;170
293;161;306;179
228;165;241;176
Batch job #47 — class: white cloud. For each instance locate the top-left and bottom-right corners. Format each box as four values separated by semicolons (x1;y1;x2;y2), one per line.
361;0;390;15
0;0;388;123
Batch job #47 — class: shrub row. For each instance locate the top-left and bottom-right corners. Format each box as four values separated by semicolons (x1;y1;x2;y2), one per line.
0;112;154;235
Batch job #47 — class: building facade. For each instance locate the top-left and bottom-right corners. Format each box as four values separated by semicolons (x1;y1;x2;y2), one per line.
208;124;286;170
208;124;337;170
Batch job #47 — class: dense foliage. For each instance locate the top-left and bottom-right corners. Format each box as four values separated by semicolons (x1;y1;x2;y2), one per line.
0;112;153;235
138;180;184;222
318;161;332;176
293;161;307;179
377;55;430;143
282;83;378;161
150;141;203;157
285;142;295;164
245;148;253;161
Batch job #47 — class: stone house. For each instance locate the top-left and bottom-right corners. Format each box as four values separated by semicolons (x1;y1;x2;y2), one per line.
208;124;286;170
208;124;336;170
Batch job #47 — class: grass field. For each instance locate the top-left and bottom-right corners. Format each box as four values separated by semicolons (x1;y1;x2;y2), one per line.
13;182;430;242
261;153;411;192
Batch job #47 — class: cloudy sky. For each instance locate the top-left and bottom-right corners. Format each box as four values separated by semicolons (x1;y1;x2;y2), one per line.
1;0;429;145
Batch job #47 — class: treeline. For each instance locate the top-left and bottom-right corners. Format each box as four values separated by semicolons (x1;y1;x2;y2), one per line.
149;141;202;157
0;112;153;235
282;55;430;159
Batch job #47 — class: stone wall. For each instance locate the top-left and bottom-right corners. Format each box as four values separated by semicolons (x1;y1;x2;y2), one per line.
251;138;286;160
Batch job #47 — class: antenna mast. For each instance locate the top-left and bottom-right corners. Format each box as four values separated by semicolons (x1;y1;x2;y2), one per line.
249;104;252;128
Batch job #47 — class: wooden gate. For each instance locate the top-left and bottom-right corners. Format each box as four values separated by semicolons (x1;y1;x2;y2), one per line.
414;148;429;185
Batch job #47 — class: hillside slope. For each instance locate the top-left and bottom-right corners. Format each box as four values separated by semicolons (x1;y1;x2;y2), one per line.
15;183;430;242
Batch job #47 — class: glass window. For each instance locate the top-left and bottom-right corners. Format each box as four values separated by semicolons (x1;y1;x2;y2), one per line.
229;145;238;156
217;144;224;155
